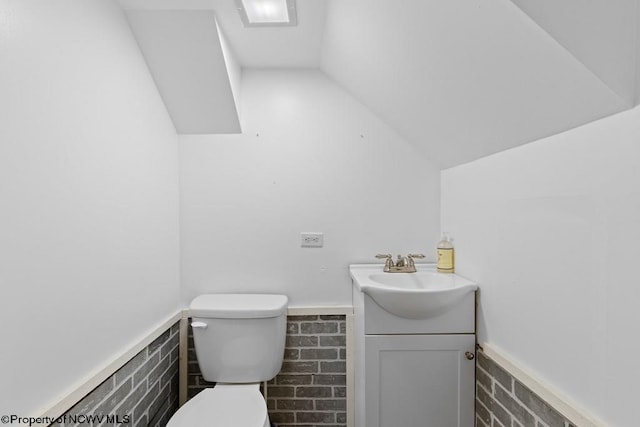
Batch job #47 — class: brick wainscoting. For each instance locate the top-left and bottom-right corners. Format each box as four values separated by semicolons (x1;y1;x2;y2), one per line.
51;322;180;427
188;314;347;427
476;350;576;427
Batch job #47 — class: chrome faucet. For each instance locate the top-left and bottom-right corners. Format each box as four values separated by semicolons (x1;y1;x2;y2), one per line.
376;253;425;273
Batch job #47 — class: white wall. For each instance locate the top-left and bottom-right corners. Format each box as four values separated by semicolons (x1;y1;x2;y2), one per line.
0;0;180;415
441;106;640;426
180;69;440;306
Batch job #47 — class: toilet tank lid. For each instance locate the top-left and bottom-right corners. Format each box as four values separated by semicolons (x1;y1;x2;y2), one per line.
189;294;288;319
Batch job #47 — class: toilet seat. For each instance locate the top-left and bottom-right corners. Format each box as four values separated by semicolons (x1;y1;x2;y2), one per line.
167;383;269;427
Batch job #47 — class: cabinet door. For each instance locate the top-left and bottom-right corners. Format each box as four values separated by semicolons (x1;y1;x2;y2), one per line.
365;334;475;427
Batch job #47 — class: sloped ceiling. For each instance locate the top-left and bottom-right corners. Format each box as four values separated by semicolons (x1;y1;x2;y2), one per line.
119;0;327;68
320;0;630;168
126;10;241;134
118;0;639;168
510;0;639;106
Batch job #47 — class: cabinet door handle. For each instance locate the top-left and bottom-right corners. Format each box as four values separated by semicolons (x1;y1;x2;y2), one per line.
465;351;475;360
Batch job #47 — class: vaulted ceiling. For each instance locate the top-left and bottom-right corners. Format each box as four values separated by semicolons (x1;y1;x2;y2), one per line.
118;0;640;168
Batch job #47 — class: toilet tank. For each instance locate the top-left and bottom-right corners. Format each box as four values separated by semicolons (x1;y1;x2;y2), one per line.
190;294;288;383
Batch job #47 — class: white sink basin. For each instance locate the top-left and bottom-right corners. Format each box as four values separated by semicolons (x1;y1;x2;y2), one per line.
350;264;477;319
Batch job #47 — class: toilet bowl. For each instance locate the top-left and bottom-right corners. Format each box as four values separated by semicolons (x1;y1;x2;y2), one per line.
167;294;288;427
167;384;269;427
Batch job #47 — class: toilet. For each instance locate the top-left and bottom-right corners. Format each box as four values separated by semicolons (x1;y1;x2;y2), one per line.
168;293;288;427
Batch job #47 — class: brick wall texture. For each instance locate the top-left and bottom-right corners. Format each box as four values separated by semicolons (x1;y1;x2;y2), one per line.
476;350;577;427
188;314;347;427
51;322;180;427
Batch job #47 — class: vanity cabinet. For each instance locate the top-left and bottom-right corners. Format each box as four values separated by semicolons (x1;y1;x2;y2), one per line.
351;265;477;427
364;334;475;427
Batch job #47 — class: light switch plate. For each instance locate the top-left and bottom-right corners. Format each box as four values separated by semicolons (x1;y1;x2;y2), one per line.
301;232;323;248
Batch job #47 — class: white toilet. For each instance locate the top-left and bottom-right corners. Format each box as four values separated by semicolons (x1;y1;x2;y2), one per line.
168;293;288;427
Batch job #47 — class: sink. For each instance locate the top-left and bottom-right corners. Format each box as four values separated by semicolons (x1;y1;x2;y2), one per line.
350;264;477;319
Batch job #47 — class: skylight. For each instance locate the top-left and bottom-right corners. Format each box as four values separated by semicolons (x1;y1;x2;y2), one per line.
236;0;297;27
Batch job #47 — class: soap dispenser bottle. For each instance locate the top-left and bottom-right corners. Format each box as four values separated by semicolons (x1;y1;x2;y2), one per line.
437;233;454;273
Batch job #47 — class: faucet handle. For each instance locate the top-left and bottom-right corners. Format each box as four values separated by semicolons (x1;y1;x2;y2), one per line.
375;254;394;272
407;254;425;267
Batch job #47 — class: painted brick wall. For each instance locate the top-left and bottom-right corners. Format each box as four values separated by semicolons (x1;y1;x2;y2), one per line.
188;314;347;427
476;350;576;427
51;322;180;427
